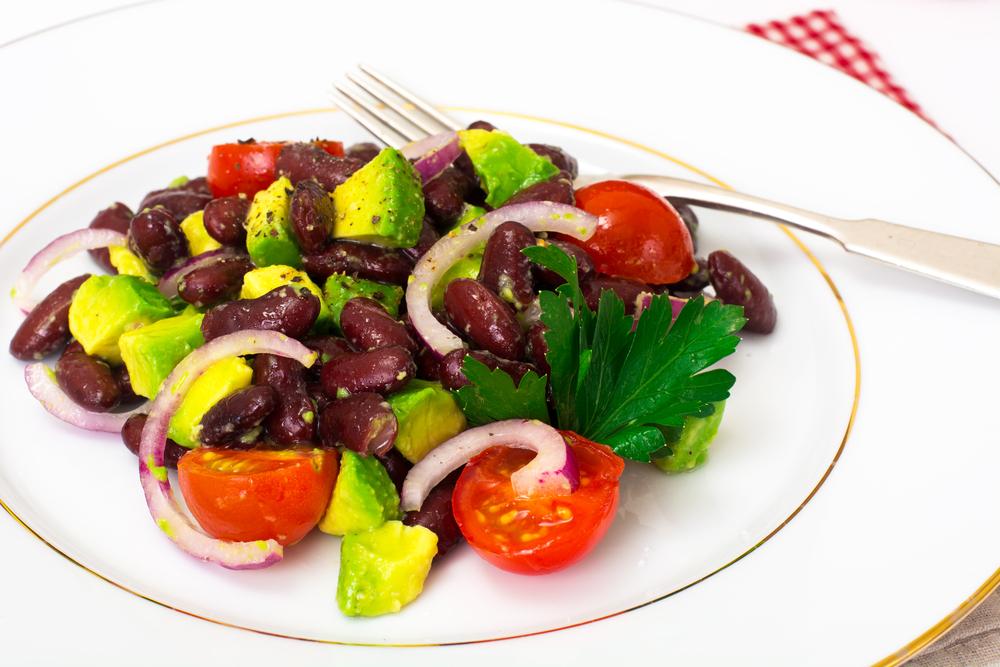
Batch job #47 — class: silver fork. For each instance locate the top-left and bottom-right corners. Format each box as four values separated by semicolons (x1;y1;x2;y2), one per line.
333;65;1000;301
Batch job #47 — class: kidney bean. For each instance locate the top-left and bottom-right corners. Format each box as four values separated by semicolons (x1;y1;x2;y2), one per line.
201;285;320;342
583;275;650;314
302;240;413;285
467;120;497;131
202;195;250;246
345;142;380;163
340;297;416;353
55;341;120;412
87;203;133;272
10;274;90;360
438;349;537;390
670;199;699;253
318;392;397;456
304;335;352;370
308;381;331;414
198;385;277;447
423;167;472;228
181;176;211;196
478;221;536;310
115;365;143;407
402;218;440;262
444;279;524;360
415;347;441;381
128;207;188;273
533;239;594;288
403;478;461;556
707;250;777;333
526;322;550;375
276;143;364;191
504;172;575;206
378;448;412;494
321;346;415;397
121;414;187;469
177;255;254;308
527;143;579;179
253;354;316;445
288;179;334;254
138;189;211;220
666;257;710;296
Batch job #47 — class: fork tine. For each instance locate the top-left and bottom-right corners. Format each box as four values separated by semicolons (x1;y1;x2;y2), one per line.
329;88;408;149
358;64;462;132
346;71;441;138
334;82;425;143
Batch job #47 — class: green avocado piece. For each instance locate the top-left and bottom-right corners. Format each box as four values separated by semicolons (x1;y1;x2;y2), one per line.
337;520;438;617
331;148;424;247
118;308;205;398
457;129;559;207
168;356;253;447
245;176;302;268
108;245;155;283
179;210;222;256
452;203;487;230
166;175;190;189
430;242;485;311
241;264;333;332
387;380;466;463
652;401;726;473
67;274;175;364
319;450;401;536
322;273;403;329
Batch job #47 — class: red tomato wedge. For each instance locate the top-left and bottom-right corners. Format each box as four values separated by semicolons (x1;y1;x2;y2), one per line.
452;432;624;575
178;448;338;546
206;140;344;197
570;180;695;284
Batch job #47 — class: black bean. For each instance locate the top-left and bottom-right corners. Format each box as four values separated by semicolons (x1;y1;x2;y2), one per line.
707;250;776;333
318;392;397;456
438;349;537;390
128;207;188;274
320;346;415;396
121;414;186;469
202;195;249;246
478;221;536;310
444;279;524;360
504;172;575;206
289;179;334;254
177;255;254;308
340;297;416;353
303;240;414;286
345;142;380;163
10;274;90;360
201;285;320;342
55;341;120;412
276;143;364;191
533;239;595;288
199;385;277;447
253;354;316;445
87;203;133;272
137;189;211;221
403;478;461;556
526;143;579;179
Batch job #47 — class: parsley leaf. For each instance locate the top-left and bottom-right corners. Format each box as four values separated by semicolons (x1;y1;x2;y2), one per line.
453;356;550;426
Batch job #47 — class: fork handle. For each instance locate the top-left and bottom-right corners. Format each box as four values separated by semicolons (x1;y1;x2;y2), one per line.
623;174;1000;300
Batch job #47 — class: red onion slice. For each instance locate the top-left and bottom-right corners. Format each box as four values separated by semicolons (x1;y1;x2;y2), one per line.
405;202;598;357
636;292;690;320
413;137;462;184
24;363;148;433
137;330;317;569
401;131;456;160
12;228;127;314
157;248;244;300
400;419;579;512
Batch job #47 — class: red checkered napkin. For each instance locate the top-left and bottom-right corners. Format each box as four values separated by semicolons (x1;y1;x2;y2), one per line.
746;9;936;127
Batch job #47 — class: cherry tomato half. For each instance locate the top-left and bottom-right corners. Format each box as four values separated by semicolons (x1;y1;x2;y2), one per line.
452;432;624;575
178;448;338;546
206;140;344;198
570;180;695;284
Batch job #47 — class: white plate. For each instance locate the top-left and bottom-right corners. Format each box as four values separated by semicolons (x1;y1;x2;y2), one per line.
1;1;998;664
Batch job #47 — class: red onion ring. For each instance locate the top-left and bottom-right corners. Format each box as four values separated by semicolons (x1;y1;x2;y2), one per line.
12;228;127;314
24;363;148;433
401;131;456;160
405;202;598;357
401;419;579;512
157;248;244;300
635;292;690;321
413;137;462;184
137;330;317;569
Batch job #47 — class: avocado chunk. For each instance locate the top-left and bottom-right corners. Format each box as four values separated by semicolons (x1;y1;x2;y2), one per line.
108;245;155;282
319;450;401;536
331;148;424;248
322;273;403;329
452;203;486;230
337;520;438;617
457;129;559;207
387;380;466;463
167;175;190;189
430;243;485;311
245;176;302;268
652;401;726;473
241;265;332;332
167;356;253;447
179;210;222;256
118;308;205;398
68;274;175;364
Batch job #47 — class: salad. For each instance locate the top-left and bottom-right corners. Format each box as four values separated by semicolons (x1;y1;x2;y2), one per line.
8;121;777;618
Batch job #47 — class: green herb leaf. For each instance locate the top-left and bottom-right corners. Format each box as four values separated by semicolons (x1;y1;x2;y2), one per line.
453;356;550;426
